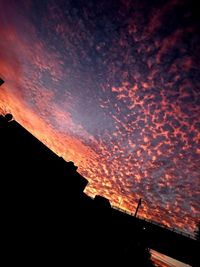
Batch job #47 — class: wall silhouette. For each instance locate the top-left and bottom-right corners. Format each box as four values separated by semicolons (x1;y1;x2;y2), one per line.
0;114;198;266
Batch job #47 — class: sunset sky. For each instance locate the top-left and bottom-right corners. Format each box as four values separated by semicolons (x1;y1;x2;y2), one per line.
0;0;199;235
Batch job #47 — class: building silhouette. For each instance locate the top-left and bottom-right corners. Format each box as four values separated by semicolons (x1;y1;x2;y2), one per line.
0;114;198;266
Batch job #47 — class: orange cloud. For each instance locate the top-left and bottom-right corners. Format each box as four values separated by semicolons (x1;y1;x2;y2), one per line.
0;0;199;236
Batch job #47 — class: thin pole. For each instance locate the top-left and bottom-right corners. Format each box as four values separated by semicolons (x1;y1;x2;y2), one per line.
134;198;142;217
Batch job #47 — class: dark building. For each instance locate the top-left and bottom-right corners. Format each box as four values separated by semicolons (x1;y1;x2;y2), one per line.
0;114;198;266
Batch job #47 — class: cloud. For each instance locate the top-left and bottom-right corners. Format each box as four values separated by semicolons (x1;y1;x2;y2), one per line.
0;0;199;235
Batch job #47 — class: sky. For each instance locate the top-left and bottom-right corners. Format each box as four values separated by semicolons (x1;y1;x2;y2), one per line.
0;0;199;235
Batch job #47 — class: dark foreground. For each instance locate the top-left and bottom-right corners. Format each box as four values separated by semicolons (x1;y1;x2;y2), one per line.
0;114;198;266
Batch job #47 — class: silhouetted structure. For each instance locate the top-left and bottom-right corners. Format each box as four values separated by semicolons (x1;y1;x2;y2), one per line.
0;77;4;86
194;221;200;241
134;197;142;217
0;114;198;266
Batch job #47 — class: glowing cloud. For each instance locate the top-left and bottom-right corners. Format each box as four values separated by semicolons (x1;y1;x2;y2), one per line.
0;0;199;235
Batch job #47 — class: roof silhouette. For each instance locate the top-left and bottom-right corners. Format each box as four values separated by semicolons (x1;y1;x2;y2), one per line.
0;114;198;266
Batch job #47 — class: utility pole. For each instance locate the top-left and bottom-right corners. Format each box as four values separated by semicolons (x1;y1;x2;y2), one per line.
134;198;142;217
0;77;4;86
